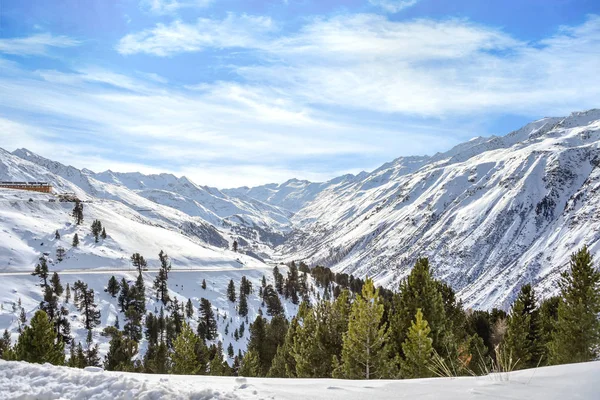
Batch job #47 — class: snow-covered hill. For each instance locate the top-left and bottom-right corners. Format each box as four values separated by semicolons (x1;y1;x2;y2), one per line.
1;359;598;400
11;148;291;253
3;109;600;310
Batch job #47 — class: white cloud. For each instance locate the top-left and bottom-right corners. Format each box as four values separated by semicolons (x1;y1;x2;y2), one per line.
368;0;419;13
3;14;600;187
0;33;80;56
238;14;600;117
139;0;213;15
0;64;407;187
117;14;276;56
115;13;600;117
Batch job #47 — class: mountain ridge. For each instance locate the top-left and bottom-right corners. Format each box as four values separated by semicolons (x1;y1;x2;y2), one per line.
5;108;600;308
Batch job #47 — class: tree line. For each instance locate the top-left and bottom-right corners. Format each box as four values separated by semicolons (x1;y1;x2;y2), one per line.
0;246;598;380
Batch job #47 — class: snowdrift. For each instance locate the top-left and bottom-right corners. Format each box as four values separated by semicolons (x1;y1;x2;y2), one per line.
0;359;598;400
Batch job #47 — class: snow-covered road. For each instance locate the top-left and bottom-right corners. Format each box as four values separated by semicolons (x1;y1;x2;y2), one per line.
1;360;599;400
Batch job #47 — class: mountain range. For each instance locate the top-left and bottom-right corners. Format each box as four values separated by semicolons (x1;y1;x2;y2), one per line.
3;108;600;309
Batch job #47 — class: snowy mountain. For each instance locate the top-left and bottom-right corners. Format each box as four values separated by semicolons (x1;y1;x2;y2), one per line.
279;109;600;309
12;148;289;252
3;109;600;311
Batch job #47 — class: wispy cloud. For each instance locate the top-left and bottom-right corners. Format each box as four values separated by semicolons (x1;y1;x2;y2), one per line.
0;62;410;187
0;33;80;56
116;13;600;117
3;13;600;187
368;0;419;13
139;0;213;15
117;14;276;56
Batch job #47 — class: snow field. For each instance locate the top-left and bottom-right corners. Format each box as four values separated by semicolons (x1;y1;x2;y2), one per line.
0;360;598;400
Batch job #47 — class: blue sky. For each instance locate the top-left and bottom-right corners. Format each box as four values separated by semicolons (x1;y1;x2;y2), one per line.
0;0;599;187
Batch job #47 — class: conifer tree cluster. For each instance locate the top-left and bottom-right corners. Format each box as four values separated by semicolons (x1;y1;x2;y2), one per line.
91;220;104;243
2;246;599;381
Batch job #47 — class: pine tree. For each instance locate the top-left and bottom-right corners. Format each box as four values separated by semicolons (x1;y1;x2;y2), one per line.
32;257;49;287
185;299;194;319
55;230;61;240
232;240;238;252
201;279;207;290
172;322;202;375
0;330;11;359
263;284;284;316
124;306;143;342
391;258;446;356
101;227;107;240
102;326;137;371
72;233;79;247
91;220;102;243
538;295;559;364
227;343;234;358
170;297;183;338
336;278;397;379
197;298;218;341
14;310;64;365
40;285;58;323
65;283;71;303
284;262;299;304
118;278;130;312
273;266;284;294
239;350;260;377
247;315;288;376
50;272;63;297
240;276;252;296
292;290;351;378
504;284;542;369
133;273;146;315
153;250;171;305
209;342;230;376
85;330;100;367
227;279;236;303
143;341;171;374
238;292;248;317
106;276;120;298
68;342;86;368
73;280;101;330
56;246;66;262
19;307;27;327
401;309;433;378
550;246;600;364
54;305;72;345
130;253;147;274
72;201;84;225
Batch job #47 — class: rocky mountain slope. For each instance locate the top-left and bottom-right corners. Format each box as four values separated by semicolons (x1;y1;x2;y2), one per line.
3;109;600;309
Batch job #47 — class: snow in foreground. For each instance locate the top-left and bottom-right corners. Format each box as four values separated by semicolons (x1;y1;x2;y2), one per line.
1;360;598;400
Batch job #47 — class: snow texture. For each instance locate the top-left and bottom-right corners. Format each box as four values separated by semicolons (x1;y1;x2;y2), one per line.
0;359;599;400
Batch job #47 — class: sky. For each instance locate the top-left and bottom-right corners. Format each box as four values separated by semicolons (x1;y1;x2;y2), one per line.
0;0;599;188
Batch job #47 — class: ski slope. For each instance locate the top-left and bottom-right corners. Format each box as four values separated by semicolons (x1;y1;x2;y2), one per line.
0;359;598;400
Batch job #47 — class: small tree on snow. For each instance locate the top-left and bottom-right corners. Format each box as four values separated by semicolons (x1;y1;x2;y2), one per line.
56;246;66;262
